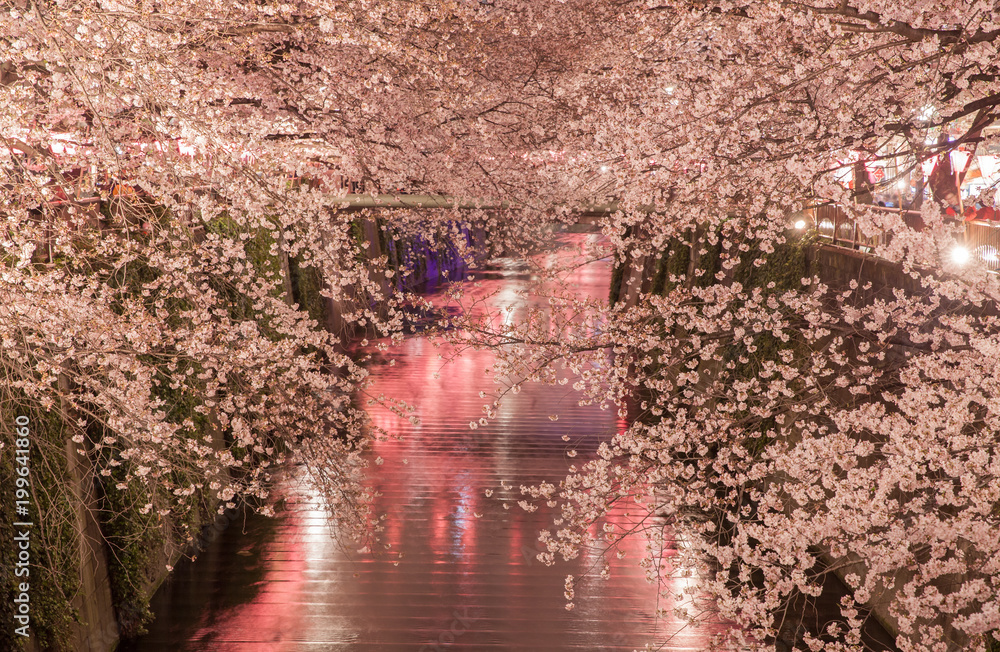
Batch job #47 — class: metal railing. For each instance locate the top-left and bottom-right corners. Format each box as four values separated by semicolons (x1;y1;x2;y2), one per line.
812;203;1000;271
813;204;925;252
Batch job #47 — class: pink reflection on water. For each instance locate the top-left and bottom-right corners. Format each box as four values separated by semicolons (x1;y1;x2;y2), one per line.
354;234;729;649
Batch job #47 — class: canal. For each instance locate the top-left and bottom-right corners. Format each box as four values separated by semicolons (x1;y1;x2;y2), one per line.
122;233;730;651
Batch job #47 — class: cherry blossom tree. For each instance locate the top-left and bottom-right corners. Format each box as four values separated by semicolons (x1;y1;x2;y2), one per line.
3;0;1000;650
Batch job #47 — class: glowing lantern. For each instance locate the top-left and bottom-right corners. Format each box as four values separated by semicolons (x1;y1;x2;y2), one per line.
951;149;971;173
978;155;1000;181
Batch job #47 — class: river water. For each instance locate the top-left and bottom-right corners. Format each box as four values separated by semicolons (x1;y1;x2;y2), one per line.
123;233;731;651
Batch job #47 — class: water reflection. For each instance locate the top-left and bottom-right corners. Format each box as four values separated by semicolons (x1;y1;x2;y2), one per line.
125;233;729;651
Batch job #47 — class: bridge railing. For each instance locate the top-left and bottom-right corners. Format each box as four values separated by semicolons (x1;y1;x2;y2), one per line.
812;204;901;252
812;203;1000;271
